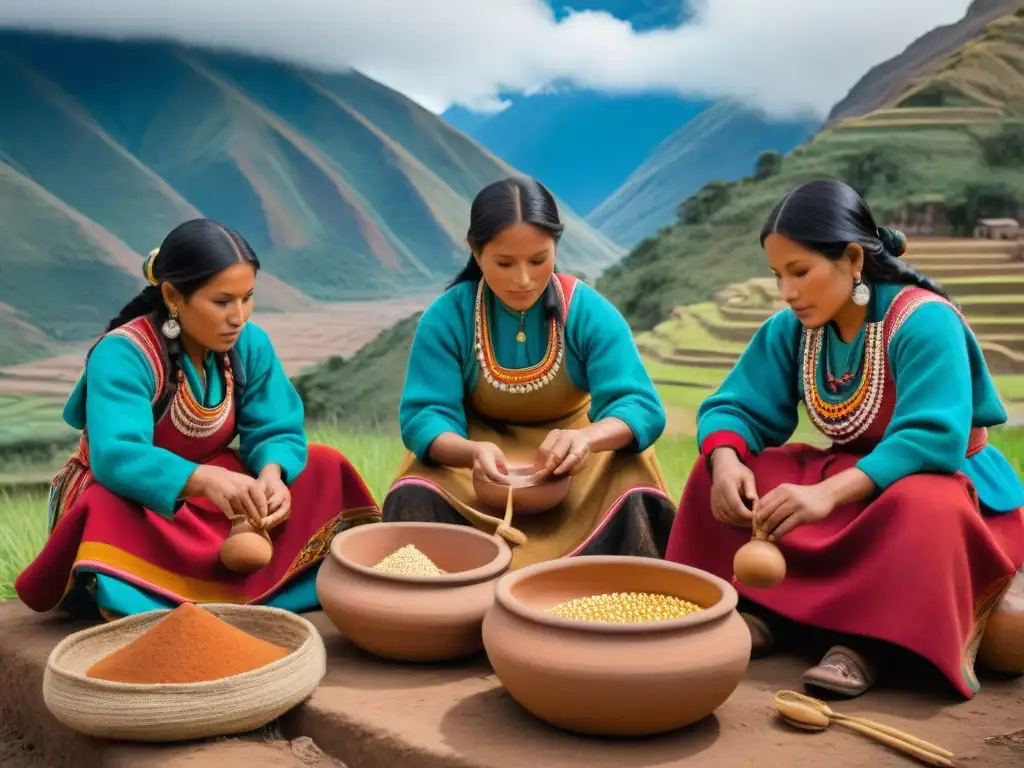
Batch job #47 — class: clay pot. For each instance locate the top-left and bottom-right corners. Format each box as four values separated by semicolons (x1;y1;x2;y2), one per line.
316;522;512;662
482;556;750;736
474;463;571;515
977;574;1024;674
219;519;273;574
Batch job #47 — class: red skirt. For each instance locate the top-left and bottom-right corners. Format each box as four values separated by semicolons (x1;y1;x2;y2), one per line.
665;444;1024;698
15;444;381;612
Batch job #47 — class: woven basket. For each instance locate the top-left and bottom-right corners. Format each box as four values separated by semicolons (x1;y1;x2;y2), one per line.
42;603;326;742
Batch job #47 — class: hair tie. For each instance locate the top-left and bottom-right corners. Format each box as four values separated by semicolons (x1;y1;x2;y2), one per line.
143;248;160;285
877;227;907;257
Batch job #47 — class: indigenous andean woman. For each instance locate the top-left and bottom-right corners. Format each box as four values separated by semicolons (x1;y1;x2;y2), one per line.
382;176;675;565
666;179;1024;699
15;219;380;620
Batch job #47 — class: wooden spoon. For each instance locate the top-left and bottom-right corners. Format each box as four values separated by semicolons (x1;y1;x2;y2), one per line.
496;484;515;541
446;490;528;546
774;691;954;766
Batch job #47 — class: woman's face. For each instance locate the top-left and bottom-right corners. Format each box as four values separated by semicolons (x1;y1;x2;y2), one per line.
475;223;556;312
764;234;859;328
164;262;256;353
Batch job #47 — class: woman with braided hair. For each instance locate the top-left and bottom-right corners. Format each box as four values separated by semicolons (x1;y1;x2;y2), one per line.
15;218;380;620
665;179;1024;698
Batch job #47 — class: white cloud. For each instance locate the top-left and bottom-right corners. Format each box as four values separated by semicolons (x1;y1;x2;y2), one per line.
0;0;975;119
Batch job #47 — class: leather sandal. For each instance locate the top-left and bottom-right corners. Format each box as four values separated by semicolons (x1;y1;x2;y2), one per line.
802;644;878;698
741;612;776;658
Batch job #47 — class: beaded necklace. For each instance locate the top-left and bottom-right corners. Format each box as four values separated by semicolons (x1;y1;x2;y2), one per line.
801;320;887;445
473;278;565;394
169;355;234;439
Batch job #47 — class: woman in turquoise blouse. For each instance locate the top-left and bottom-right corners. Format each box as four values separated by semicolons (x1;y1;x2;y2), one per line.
15;218;380;619
666;179;1024;699
382;176;675;567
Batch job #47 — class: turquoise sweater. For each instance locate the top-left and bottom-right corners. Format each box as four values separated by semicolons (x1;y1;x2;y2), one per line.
697;282;1024;513
62;322;307;518
399;279;666;459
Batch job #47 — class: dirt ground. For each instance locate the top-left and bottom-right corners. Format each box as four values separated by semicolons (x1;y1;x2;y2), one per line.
0;717;346;768
0;719;45;767
1;602;1022;768
292;612;1024;768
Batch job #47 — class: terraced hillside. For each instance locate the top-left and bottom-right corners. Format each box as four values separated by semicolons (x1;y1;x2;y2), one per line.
637;237;1024;404
596;5;1024;332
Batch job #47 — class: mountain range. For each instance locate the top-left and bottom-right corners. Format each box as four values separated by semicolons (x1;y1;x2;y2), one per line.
2;0;1020;382
0;32;622;366
442;0;819;243
291;0;1024;429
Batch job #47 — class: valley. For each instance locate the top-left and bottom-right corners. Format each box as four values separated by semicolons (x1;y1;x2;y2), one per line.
0;296;431;450
0;32;621;370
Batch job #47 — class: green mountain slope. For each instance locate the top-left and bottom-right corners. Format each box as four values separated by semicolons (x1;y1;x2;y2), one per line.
596;6;1024;330
0;33;623;367
292;4;1024;428
586;101;817;247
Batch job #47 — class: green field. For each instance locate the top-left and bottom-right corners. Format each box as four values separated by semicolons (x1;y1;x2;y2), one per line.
3;423;1023;600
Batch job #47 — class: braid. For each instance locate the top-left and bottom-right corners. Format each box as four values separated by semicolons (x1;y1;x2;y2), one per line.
866;226;953;302
542;264;563;326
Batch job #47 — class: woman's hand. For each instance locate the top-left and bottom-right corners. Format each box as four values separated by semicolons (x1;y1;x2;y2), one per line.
186;465;269;529
258;464;292;530
471;441;509;483
754;482;835;539
535;428;591;478
709;448;757;527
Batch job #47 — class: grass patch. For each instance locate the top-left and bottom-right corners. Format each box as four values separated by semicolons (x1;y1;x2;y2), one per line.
996;375;1024;401
688;303;763;329
0;490;44;601
0;396;75;452
644;360;733;386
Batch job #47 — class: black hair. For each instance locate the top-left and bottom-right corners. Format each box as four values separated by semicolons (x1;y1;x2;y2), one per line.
759;178;950;301
96;218;261;410
448;176;566;322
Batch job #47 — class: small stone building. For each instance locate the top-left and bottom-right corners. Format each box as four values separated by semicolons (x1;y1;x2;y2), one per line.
973;218;1021;240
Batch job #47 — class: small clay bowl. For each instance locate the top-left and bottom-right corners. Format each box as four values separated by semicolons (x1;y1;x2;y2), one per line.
316;522;512;662
474;463;571;515
482;556;751;737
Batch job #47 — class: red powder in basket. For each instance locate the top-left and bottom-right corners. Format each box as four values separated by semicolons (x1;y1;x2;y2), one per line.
85;603;290;684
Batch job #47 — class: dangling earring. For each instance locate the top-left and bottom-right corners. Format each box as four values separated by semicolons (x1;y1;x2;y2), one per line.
162;309;181;339
851;274;871;307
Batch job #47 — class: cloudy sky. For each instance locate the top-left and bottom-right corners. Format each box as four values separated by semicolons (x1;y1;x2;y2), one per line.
0;0;974;118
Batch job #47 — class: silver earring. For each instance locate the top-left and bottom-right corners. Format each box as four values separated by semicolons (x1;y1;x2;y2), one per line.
161;313;181;340
851;276;871;307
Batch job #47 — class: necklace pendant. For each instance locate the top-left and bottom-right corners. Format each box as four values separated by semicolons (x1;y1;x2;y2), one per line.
516;330;526;343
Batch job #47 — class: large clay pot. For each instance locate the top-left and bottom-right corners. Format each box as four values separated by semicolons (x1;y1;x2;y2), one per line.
316;522;512;662
977;571;1024;675
482;556;751;737
474;463;571;515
